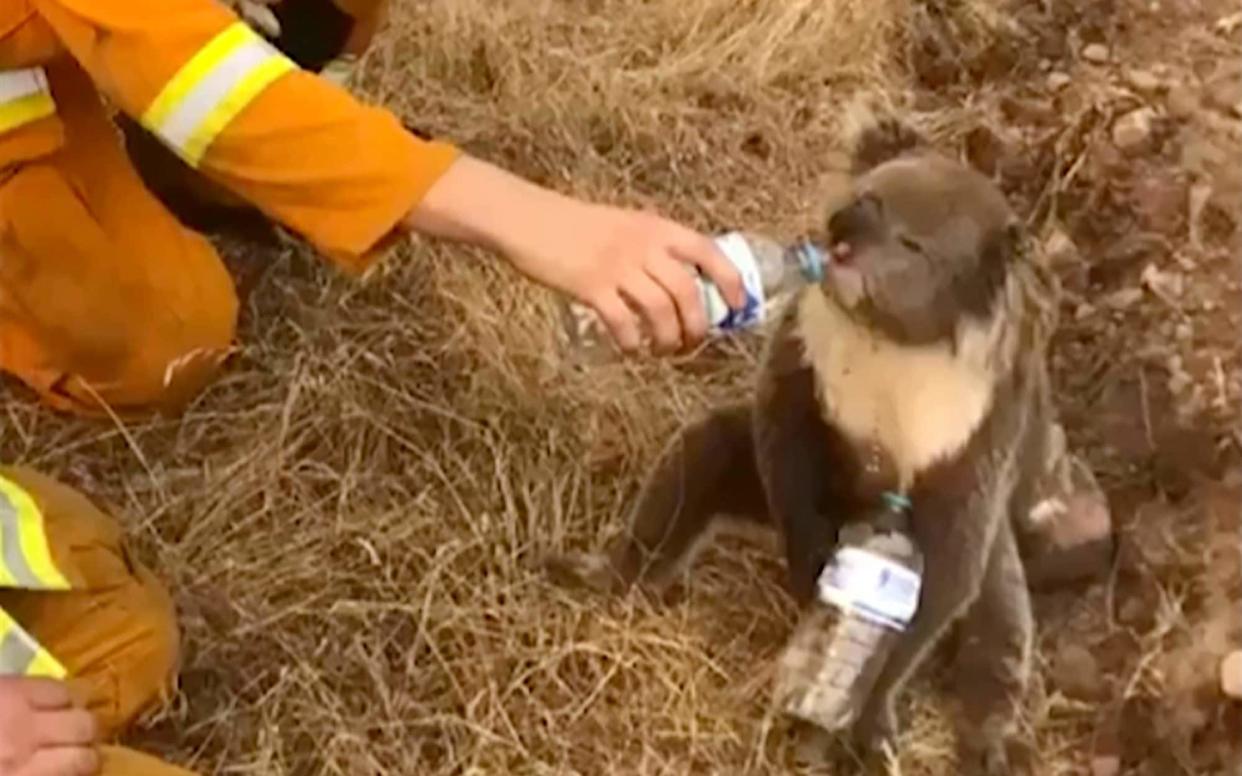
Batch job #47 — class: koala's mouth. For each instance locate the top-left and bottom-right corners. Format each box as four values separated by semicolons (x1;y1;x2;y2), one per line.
824;245;866;309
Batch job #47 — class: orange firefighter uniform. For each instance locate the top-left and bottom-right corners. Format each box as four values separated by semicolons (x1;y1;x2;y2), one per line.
1;0;460;772
0;467;193;775
0;0;460;419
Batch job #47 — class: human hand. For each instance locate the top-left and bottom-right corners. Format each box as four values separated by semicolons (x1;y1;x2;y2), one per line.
405;156;746;354
0;678;98;776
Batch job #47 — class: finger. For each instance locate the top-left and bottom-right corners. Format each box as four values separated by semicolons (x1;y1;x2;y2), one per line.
619;272;681;354
670;231;746;309
16;679;74;711
21;746;100;776
34;710;97;747
591;291;642;354
644;256;707;349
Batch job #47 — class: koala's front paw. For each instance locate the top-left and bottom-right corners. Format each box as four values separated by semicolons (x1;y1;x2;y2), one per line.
542;551;625;595
852;698;899;768
959;731;1035;776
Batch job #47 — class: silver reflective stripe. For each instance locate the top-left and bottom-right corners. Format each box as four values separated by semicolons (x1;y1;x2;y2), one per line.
0;623;36;675
0;493;40;588
153;37;278;154
0;67;48;103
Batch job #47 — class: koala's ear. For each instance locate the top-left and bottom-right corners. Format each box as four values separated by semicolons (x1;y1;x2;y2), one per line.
850;118;929;175
982;219;1026;269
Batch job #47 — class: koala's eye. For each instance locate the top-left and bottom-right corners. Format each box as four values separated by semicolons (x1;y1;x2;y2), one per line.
897;234;924;253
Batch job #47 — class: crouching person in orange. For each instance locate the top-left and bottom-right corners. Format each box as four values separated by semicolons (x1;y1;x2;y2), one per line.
0;0;744;419
0;467;188;776
1;0;748;773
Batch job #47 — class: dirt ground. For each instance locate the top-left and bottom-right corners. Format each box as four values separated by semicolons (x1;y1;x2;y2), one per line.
2;0;1239;774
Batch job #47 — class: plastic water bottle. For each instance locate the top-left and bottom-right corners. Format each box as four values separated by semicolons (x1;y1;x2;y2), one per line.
774;493;924;734
558;231;828;362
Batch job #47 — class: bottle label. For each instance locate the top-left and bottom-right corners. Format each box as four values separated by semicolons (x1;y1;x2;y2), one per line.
816;547;922;632
707;232;766;332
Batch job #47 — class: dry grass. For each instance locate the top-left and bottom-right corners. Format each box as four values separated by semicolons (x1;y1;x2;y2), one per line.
2;0;1239;774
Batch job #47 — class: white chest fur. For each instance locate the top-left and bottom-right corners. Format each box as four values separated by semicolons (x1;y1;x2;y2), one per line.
793;291;1001;488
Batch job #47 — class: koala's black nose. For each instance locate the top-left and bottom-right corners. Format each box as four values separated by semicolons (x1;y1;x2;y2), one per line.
828;193;884;243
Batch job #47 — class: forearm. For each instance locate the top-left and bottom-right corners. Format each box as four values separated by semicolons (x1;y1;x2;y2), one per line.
402;155;584;259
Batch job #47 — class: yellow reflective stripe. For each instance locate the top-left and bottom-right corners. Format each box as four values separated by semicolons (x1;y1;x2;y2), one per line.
0;477;70;591
0;608;66;679
142;22;254;130
141;21;296;168
0;92;55;133
0;67;56;133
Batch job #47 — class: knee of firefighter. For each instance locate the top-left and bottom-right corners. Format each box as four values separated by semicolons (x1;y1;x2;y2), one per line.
111;280;240;413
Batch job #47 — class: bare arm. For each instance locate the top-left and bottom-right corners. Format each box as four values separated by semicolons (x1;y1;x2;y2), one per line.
403;155;746;355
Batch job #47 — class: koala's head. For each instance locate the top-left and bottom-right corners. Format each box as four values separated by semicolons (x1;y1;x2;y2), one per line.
819;120;1024;346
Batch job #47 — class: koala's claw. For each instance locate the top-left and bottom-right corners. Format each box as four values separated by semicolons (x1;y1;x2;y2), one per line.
852;701;898;765
960;734;1036;776
542;551;623;594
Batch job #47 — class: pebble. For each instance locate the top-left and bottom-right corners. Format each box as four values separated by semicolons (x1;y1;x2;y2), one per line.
1168;371;1193;396
1141;262;1184;300
1166;84;1200;118
1206;78;1242;118
1044;228;1080;266
1118;597;1149;625
1112;108;1156;153
1125;68;1162;93
1222;651;1242;699
1092;755;1122;776
1048;71;1072;90
1083;43;1110;64
1104;288;1143;310
1175;322;1193;341
1054;644;1107;701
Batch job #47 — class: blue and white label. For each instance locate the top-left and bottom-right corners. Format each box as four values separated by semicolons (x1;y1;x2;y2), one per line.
704;232;766;332
816;547;922;632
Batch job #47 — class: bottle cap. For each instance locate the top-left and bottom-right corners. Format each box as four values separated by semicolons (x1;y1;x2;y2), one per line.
791;240;828;283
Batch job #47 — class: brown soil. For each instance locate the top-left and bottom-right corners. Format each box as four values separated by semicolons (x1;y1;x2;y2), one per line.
2;0;1238;774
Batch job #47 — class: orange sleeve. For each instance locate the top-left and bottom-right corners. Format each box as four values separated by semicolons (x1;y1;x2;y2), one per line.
29;0;460;273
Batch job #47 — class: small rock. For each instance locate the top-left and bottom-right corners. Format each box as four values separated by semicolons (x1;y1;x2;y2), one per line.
1125;68;1162;93
1168;371;1193;396
1104;288;1143;310
1175;322;1193;341
1044;228;1079;266
1113;108;1156;153
1166;83;1200;118
1048;71;1072;90
1141;262;1184;301
1054;644;1107;700
1216;11;1242;35
1092;755;1122;776
1083;43;1110;64
1075;302;1096;321
1206;77;1242;118
1222;651;1242;699
1118;597;1149;625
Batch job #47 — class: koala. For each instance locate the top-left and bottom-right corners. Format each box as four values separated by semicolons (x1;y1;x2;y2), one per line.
545;117;1112;774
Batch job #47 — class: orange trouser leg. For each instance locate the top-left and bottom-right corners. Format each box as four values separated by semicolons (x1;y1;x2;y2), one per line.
0;58;239;418
0;466;194;774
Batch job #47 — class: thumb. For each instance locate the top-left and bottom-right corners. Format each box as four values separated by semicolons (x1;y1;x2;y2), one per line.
671;231;745;309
